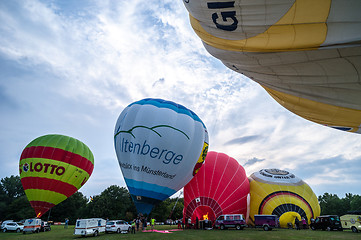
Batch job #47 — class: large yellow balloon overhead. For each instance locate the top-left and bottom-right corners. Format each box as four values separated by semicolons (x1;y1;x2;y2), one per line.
248;169;320;228
183;0;361;133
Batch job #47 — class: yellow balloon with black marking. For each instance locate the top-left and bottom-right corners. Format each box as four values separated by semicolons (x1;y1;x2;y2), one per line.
248;169;320;228
183;0;361;134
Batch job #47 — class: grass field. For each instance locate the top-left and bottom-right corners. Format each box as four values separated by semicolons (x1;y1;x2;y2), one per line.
0;225;360;240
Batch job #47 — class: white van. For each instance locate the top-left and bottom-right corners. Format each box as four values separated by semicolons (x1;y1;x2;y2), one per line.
23;218;41;234
74;218;106;237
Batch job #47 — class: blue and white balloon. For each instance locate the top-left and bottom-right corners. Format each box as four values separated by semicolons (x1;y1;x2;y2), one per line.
114;98;208;214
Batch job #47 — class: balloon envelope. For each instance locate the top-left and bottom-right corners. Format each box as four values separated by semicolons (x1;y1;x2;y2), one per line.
248;169;320;228
183;0;361;133
19;134;94;218
183;151;249;223
114;98;209;214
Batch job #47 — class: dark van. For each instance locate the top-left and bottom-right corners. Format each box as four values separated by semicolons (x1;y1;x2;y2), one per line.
254;215;278;231
215;214;247;230
310;215;343;231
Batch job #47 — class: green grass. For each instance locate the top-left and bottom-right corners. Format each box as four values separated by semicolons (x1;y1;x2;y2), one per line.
0;225;359;240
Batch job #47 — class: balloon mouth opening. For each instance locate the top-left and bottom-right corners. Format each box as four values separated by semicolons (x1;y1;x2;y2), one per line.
191;206;217;223
279;212;302;228
131;194;162;215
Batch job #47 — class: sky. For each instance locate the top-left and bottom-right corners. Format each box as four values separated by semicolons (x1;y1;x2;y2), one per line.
1;0;360;200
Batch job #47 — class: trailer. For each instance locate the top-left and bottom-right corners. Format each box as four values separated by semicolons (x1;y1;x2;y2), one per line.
254;215;279;231
341;212;361;233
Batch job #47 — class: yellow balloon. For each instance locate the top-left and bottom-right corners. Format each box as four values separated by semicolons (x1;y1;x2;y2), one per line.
183;0;361;133
248;169;320;228
279;212;301;229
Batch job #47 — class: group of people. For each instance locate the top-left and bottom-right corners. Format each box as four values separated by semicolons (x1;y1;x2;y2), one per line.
130;216;155;234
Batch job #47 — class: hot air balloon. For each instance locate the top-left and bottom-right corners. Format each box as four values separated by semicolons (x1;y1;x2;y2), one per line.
248;169;320;228
183;151;249;225
19;134;94;218
114;98;209;214
182;0;361;134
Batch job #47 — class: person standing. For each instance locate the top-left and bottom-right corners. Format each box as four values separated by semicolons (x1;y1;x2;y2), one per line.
131;220;136;234
142;217;146;231
295;217;300;230
64;218;69;229
310;217;315;229
136;218;140;231
151;218;155;231
301;218;307;229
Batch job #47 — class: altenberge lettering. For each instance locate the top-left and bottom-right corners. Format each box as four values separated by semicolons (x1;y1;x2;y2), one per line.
118;138;183;165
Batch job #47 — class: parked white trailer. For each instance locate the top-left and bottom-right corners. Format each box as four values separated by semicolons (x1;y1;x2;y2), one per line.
341;212;361;233
74;218;106;237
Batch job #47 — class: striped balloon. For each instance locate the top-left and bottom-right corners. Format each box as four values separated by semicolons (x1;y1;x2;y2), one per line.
183;0;361;134
183;151;250;224
19;134;94;218
248;169;320;228
114;98;209;214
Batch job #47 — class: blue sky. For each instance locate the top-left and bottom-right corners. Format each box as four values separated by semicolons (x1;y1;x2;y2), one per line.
1;0;360;199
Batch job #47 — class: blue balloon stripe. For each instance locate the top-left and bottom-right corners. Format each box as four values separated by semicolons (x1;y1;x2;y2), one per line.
128;187;170;201
125;178;176;200
128;98;205;127
132;201;154;215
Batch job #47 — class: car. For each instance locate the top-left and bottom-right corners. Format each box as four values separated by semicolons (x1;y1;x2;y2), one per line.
310;215;343;231
1;220;14;230
214;214;247;230
2;222;24;233
41;221;51;232
105;220;131;233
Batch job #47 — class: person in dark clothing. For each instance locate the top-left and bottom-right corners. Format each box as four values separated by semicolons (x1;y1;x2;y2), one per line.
141;217;145;231
136;218;140;231
295;217;300;230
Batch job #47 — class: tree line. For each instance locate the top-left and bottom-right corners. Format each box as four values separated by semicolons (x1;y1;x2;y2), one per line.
1;175;360;224
0;175;183;224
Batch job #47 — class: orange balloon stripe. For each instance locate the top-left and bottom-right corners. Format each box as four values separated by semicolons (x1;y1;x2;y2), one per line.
259;191;314;218
21;176;78;197
21;146;94;176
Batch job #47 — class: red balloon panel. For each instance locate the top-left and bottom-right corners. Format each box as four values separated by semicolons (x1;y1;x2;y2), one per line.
183;151;249;223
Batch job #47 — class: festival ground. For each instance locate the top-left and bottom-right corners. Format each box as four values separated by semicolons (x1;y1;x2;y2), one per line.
0;224;359;240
